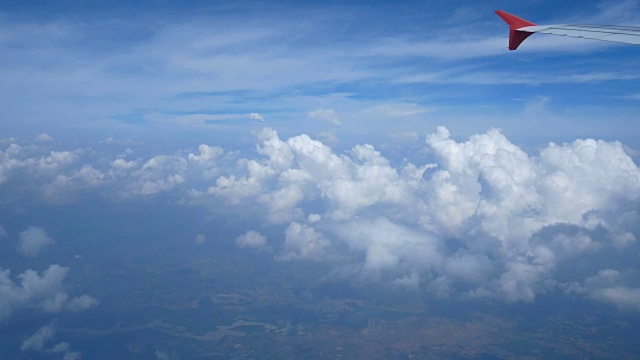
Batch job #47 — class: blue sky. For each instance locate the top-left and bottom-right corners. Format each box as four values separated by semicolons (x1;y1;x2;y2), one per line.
2;2;640;357
1;0;640;145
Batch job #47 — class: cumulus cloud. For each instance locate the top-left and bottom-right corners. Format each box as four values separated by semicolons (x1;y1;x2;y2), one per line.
278;222;332;261
2;126;639;305
188;144;223;164
235;230;267;249
563;269;640;311
130;155;187;195
36;150;81;171
42;165;105;201
18;226;54;257
205;127;640;303
0;139;226;200
116;144;226;197
591;286;640;311
0;264;97;322
0;143;80;186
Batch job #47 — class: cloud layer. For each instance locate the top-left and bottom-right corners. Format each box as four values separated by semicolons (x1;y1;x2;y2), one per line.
0;264;98;322
205;127;640;304
1;126;639;308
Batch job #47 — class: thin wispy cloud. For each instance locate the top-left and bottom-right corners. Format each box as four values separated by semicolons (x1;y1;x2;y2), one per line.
0;2;638;138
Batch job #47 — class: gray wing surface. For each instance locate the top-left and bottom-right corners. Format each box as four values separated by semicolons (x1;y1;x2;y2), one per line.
519;24;640;46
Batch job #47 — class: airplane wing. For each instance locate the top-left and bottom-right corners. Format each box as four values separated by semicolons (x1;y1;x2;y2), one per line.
496;10;640;50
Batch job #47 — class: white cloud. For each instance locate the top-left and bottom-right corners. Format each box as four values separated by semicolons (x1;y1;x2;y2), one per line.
21;325;83;359
21;323;55;351
49;341;71;353
41;292;70;313
204;126;640;302
591;286;640;311
48;341;82;360
308;109;340;125
188;144;223;164
0;264;97;322
42;165;105;201
0;143;88;193
391;272;421;289
128;155;188;196
111;158;137;171
250;112;265;121
36;133;54;142
333;217;440;279
67;294;99;312
317;131;338;144
194;234;206;245
18;226;54;257
1;125;639;305
36;150;81;171
278;222;332;261
563;269;640;311
213;128;426;223
0;139;231;201
235;230;266;249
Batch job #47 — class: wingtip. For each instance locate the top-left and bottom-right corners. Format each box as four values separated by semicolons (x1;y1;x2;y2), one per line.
495;10;537;50
495;10;537;29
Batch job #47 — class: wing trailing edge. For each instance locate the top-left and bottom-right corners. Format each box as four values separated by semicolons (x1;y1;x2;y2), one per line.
496;10;640;50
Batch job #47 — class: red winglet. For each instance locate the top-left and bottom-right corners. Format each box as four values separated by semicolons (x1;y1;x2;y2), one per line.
495;10;537;50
